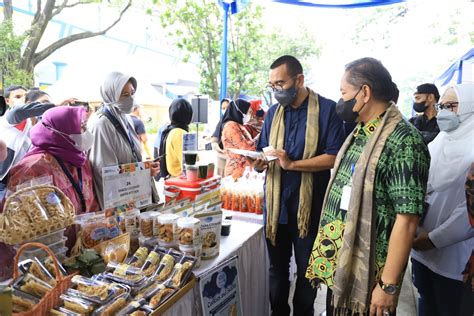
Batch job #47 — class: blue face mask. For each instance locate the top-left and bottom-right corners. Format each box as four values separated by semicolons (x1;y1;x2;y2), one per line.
437;109;460;132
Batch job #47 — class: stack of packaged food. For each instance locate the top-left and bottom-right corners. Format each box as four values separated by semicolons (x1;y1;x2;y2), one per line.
55;246;195;315
221;168;264;214
5;184;225;314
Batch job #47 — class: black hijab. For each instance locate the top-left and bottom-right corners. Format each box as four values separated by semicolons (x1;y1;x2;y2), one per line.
0;96;6;116
158;98;193;178
221;99;251;126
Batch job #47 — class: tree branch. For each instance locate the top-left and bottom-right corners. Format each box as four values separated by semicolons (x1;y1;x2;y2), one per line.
32;0;132;66
30;0;44;27
53;0;91;17
2;0;13;22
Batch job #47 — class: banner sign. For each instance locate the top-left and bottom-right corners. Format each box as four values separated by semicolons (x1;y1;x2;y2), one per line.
199;256;242;316
102;161;152;209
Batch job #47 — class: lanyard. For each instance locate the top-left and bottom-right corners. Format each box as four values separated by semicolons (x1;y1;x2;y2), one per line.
102;106;140;162
54;156;86;213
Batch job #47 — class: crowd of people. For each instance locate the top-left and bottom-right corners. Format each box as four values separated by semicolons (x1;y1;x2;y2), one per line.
0;54;472;316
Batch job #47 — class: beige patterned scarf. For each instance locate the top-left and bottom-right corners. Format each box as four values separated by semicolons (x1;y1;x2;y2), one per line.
265;88;320;245
322;103;402;313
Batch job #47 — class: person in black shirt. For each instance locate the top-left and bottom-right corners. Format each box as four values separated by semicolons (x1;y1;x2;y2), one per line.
409;83;440;144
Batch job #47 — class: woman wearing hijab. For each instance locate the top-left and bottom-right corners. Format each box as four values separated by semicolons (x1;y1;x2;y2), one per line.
221;99;255;179
411;83;474;316
88;72;159;208
0;106;99;279
158;98;193;178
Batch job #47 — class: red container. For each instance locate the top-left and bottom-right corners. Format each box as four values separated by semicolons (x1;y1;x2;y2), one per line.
164;176;221;202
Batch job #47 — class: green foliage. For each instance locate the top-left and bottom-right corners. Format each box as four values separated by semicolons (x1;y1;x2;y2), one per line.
155;0;320;100
157;0;222;100
145;118;159;135
0;21;33;88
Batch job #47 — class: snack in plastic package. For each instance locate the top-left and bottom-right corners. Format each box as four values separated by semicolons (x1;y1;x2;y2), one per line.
133;282;163;301
153;250;180;282
92;293;129;316
127;247;149;268
12;288;39;313
156;213;179;247
104;262;146;286
139;212;155;238
60;294;95;314
129;311;147;316
124;209;140;253
0;186;74;245
68;275;127;304
168;257;195;288
76;212;121;248
50;307;84;316
13;273;53;298
18;258;55;286
177;217;200;247
116;298;146;316
44;256;67;278
146;285;175;309
140;249;161;277
100;238;129;264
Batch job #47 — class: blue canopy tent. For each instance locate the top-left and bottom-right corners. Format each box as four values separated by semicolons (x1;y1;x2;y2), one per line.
218;0;405;102
435;48;474;88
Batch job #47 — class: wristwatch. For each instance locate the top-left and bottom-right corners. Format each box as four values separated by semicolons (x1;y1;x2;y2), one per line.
378;279;400;295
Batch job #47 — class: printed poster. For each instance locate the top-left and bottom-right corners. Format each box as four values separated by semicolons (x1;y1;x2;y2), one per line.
199;256;242;316
102;161;152;209
182;132;197;152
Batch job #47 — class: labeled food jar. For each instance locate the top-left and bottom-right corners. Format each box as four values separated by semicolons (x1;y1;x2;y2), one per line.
157;214;179;248
139;212;155;238
177;217;200;249
194;210;222;259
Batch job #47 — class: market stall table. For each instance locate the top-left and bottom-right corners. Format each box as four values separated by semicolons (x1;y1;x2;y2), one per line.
163;219;269;316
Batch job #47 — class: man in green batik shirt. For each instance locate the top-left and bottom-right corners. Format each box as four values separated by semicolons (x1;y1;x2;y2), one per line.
306;58;430;316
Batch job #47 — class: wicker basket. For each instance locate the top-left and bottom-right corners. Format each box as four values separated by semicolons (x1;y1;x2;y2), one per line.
0;185;75;244
12;242;76;316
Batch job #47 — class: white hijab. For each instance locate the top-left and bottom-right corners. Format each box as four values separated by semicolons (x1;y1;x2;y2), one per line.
428;83;474;192
99;71;141;161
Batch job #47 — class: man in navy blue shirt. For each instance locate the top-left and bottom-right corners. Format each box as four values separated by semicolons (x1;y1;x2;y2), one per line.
250;55;345;316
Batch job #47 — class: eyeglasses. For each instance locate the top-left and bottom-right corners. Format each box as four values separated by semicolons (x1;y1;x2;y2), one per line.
436;102;458;111
266;75;298;92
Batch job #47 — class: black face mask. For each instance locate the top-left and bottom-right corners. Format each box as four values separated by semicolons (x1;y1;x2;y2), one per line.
413;101;427;113
335;86;363;123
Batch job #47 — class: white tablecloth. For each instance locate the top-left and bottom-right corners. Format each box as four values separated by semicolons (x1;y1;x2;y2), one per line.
163;220;269;316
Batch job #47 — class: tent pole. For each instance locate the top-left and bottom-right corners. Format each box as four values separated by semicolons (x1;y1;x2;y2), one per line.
219;2;230;113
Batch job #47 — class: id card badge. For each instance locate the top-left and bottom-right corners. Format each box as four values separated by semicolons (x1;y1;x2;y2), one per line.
340;185;352;211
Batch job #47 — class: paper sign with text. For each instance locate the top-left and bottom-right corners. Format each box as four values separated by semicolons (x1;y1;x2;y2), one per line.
102;161;152;209
199;256;242;316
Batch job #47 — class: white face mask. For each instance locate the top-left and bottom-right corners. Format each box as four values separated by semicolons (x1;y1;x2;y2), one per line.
234;101;250;124
42;122;93;152
69;130;94;152
12;98;24;106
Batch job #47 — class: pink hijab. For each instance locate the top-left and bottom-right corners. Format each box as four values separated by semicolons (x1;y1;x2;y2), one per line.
26;107;87;167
